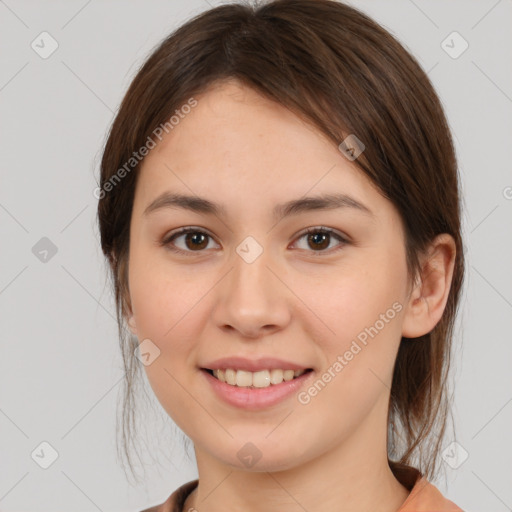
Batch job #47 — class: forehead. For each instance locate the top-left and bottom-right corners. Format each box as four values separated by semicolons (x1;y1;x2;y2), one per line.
152;80;335;166
134;80;386;220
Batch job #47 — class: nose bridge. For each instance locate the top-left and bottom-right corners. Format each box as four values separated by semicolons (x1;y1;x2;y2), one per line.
233;239;270;291
230;236;276;306
212;235;290;337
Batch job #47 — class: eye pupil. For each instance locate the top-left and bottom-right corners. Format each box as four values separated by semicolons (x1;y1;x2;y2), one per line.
186;232;208;250
308;232;329;250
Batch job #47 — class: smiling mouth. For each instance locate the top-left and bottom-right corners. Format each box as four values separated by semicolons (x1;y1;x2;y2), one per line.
202;368;314;388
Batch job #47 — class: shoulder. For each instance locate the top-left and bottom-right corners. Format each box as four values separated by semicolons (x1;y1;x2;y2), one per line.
139;479;199;512
398;473;463;511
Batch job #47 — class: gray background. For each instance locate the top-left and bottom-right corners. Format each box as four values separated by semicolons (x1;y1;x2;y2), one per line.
1;0;511;510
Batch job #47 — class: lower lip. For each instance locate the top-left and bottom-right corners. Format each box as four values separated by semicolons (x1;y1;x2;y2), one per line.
201;369;314;410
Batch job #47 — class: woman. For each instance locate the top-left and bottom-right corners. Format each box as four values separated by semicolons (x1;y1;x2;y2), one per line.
96;1;465;510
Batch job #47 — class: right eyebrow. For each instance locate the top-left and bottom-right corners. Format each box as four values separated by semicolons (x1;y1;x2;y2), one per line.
143;192;227;217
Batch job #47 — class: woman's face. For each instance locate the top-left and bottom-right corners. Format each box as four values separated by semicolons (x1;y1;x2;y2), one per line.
126;80;412;471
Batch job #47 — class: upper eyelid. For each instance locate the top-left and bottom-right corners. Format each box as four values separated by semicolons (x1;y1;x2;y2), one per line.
163;226;217;243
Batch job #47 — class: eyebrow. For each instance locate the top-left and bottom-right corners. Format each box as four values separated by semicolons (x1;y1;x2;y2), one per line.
143;191;375;221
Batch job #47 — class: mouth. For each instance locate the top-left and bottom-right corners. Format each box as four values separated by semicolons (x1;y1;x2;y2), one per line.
201;367;314;389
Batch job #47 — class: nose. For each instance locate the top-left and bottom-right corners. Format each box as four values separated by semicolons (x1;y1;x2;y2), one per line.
211;244;292;339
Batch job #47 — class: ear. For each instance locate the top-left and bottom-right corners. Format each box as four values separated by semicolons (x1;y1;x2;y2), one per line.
401;233;456;338
126;313;138;336
123;296;138;336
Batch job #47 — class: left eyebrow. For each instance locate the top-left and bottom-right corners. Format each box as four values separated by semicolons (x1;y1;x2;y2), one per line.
143;192;375;221
272;193;375;221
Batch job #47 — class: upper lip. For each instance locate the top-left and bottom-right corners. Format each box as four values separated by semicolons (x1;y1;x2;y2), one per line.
201;356;312;372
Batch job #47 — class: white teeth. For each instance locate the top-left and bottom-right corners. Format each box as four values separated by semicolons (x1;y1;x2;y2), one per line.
236;370;253;387
224;369;236;385
211;368;308;388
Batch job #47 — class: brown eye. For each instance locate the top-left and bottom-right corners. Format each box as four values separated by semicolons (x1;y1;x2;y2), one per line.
162;227;218;254
183;232;208;250
162;226;348;256
307;231;330;250
293;227;348;254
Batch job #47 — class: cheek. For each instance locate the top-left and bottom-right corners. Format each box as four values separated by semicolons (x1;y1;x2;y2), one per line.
291;267;405;426
127;251;208;429
298;260;406;345
291;250;408;405
128;247;202;341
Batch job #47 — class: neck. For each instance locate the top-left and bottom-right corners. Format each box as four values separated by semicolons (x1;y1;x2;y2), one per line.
182;393;411;512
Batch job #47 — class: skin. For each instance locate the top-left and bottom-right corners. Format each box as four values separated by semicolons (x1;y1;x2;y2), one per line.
126;79;456;512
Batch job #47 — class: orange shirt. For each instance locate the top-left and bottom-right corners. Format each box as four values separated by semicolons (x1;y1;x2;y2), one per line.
397;474;463;511
140;468;463;512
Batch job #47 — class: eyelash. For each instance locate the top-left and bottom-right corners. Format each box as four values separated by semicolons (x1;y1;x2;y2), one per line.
161;226;349;256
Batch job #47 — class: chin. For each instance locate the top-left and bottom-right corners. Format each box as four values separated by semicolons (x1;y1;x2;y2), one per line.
210;440;306;473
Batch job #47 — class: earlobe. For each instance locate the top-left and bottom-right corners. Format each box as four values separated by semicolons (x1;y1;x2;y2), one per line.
124;297;138;336
126;314;138;336
122;290;138;335
401;234;456;338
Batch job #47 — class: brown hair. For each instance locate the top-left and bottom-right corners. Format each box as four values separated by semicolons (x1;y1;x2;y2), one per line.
97;0;465;484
